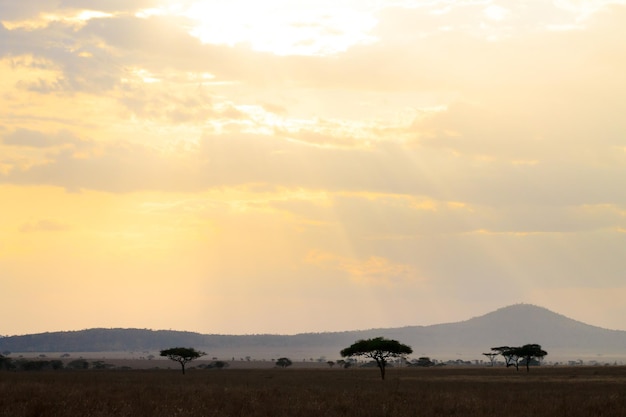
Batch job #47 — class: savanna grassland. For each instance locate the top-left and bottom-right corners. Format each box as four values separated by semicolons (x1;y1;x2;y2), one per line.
1;366;625;417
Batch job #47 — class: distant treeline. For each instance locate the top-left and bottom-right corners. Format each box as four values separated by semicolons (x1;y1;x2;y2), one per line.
0;356;106;371
0;355;231;371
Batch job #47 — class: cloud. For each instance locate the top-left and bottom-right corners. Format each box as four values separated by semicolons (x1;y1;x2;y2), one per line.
0;0;165;21
276;126;362;148
59;0;164;13
2;0;626;335
20;219;70;233
118;84;223;123
2;125;626;210
2;128;83;148
1;139;196;193
3;128;56;147
1;25;122;93
3;1;626;96
0;1;59;21
305;250;418;286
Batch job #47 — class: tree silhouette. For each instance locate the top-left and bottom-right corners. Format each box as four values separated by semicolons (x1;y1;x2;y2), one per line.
276;357;292;368
491;346;521;370
482;352;498;366
160;347;205;374
414;357;434;367
340;337;412;380
0;354;14;370
491;344;547;372
518;344;547;372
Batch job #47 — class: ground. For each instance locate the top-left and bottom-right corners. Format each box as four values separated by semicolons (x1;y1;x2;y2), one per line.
1;365;625;416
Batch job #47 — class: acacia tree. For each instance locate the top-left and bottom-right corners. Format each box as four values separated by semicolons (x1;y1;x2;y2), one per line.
482;352;498;367
518;344;547;372
336;359;350;368
340;337;412;380
276;357;292;368
491;344;547;372
491;346;521;370
160;347;205;374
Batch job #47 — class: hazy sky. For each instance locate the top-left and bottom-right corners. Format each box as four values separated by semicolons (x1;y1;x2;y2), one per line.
2;0;625;336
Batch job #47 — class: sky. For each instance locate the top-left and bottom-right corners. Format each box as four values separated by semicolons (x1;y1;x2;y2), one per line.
1;0;626;337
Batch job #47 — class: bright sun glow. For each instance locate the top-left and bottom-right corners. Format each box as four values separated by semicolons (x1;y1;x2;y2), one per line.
179;1;379;56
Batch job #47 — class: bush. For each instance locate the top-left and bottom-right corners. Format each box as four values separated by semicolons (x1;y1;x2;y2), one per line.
16;360;63;371
208;361;228;369
91;361;115;370
66;359;90;370
0;355;15;370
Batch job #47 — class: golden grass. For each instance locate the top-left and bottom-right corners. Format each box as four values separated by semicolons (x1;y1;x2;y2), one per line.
1;366;625;416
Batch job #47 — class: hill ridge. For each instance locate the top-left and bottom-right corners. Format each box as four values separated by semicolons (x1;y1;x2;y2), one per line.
2;304;625;362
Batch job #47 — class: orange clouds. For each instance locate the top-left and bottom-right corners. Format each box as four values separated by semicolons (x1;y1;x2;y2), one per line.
1;1;626;335
306;250;419;286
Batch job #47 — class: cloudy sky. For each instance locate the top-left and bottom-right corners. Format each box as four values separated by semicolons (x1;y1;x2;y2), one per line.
1;0;625;336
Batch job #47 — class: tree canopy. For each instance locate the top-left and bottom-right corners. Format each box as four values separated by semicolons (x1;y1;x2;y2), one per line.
275;357;292;368
340;337;412;380
491;346;521;370
160;347;205;374
517;344;547;372
491;344;547;372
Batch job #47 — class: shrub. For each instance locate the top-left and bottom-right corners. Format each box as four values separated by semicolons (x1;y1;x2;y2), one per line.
66;359;90;370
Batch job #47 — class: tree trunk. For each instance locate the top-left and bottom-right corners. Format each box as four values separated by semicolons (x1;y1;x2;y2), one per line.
376;359;386;380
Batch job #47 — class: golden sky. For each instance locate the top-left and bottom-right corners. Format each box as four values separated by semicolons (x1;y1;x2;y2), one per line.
1;0;626;336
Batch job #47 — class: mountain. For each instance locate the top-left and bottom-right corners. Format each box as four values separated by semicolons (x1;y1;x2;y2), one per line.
2;304;625;362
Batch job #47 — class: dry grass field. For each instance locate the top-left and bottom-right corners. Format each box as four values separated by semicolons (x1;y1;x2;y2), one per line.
1;366;625;417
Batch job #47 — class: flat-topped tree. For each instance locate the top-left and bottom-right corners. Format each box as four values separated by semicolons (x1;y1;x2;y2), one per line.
482;352;498;367
491;346;521;370
341;337;412;380
276;357;292;368
160;347;205;374
491;344;547;372
518;344;547;372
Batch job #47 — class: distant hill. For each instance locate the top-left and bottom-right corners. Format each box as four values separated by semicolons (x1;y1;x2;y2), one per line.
2;304;625;362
